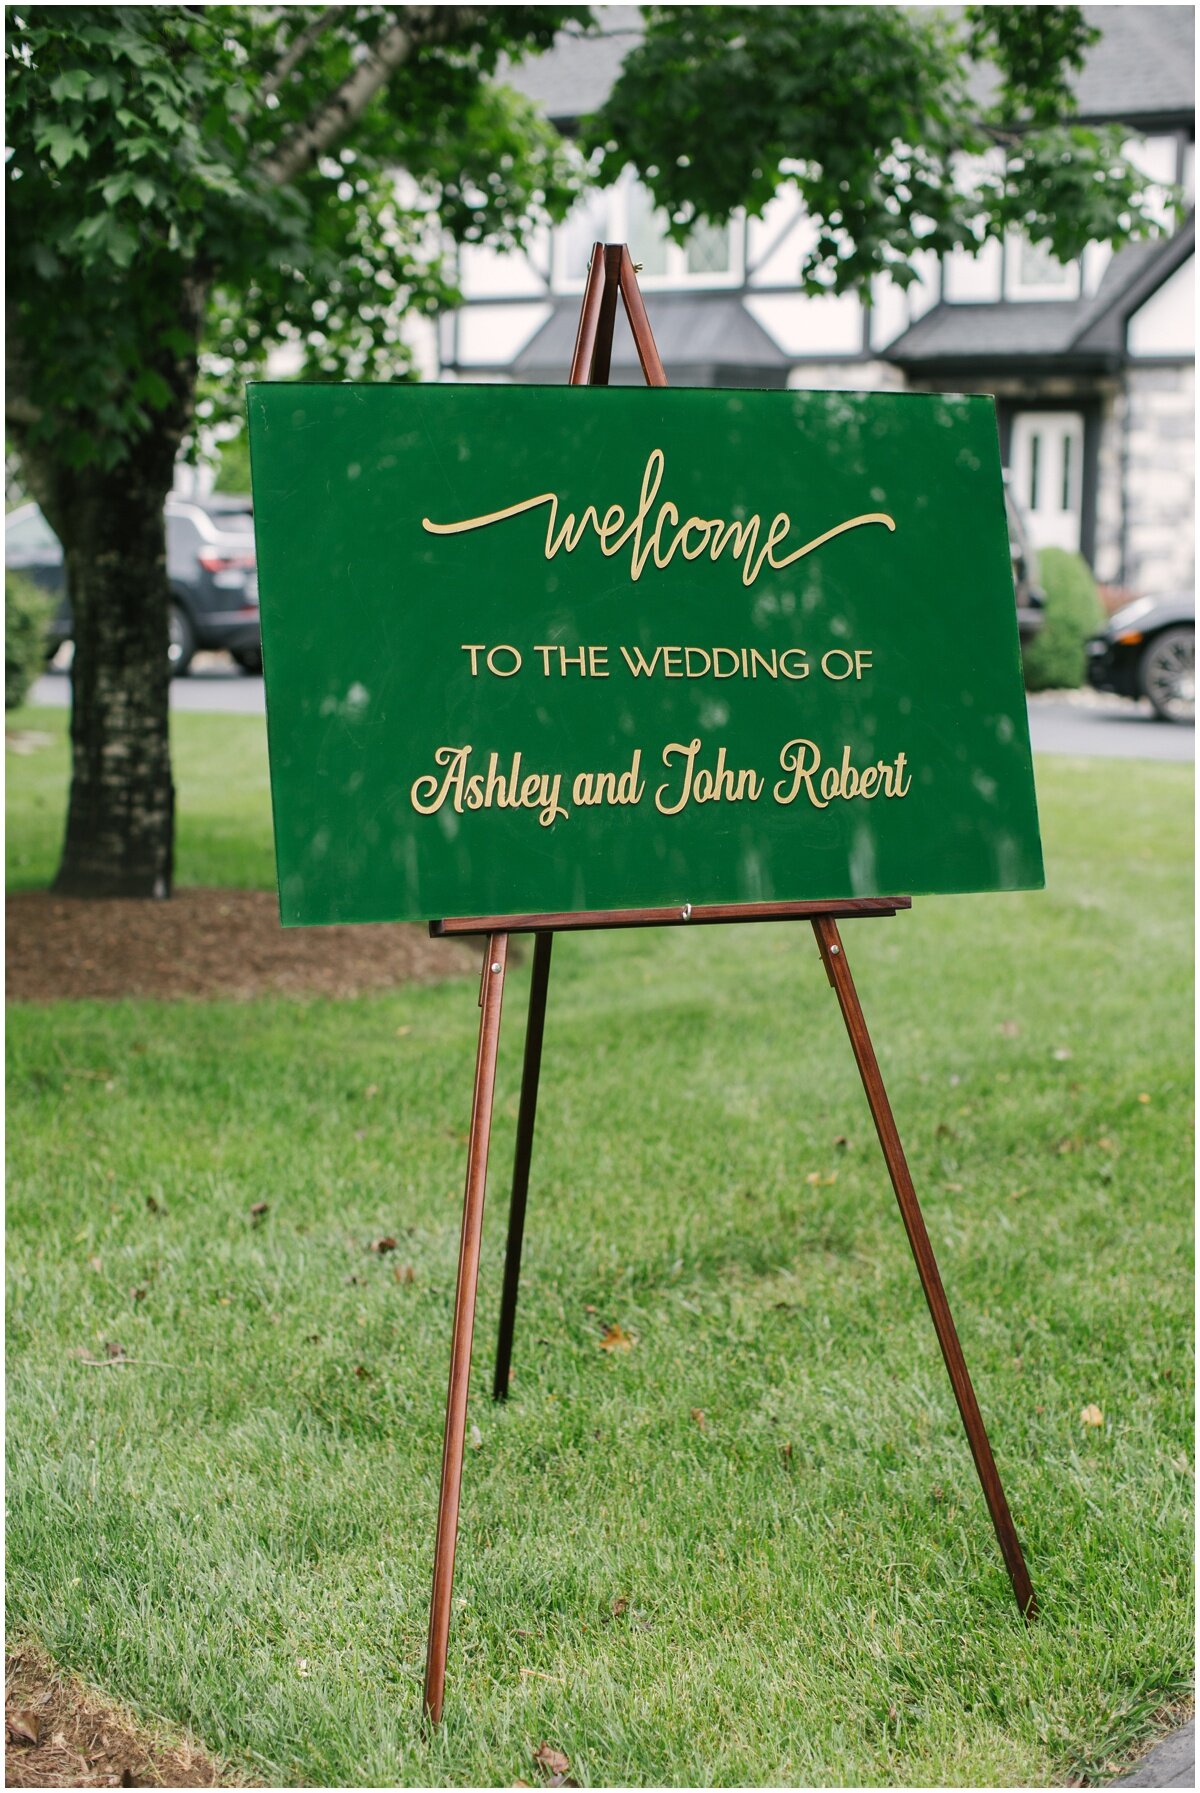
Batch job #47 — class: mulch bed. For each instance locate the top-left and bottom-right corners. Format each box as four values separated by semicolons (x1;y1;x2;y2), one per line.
5;1645;239;1788
6;889;479;1003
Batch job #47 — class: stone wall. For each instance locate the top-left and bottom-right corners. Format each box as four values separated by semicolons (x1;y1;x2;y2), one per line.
1092;386;1126;588
1121;361;1195;595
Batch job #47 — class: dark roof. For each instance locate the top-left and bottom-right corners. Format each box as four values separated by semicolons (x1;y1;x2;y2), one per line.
1073;5;1194;123
886;215;1195;366
501;7;641;126
511;292;790;382
508;4;1194;129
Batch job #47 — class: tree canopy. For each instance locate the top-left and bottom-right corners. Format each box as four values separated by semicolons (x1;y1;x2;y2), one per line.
7;5;588;479
586;5;1159;293
3;4;1166;897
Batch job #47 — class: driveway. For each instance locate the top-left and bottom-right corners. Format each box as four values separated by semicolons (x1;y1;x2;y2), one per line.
30;666;1195;762
1026;691;1194;763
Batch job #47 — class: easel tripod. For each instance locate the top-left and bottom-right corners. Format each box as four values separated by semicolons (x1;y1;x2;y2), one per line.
421;244;1036;1725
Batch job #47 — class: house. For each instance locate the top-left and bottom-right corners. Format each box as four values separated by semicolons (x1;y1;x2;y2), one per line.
438;5;1195;597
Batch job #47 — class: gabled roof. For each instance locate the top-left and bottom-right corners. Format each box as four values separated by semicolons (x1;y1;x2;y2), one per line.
512;292;790;383
885;215;1195;366
1071;5;1194;124
506;5;1195;131
503;6;641;127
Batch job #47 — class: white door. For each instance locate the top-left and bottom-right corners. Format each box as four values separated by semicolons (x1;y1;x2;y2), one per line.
1009;411;1084;552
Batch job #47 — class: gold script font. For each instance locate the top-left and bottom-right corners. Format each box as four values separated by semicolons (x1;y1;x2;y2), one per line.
423;450;895;587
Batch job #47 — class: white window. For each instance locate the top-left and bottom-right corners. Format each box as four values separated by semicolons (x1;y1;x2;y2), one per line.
1009;411;1084;553
1005;236;1081;302
554;172;740;291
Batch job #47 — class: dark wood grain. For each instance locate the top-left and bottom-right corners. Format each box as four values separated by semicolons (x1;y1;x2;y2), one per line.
811;913;1037;1622
567;242;608;385
589;245;623;386
492;931;554;1402
431;897;908;937
422;932;509;1724
618;246;669;386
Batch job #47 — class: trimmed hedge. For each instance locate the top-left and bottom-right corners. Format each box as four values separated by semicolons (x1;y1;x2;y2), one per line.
1022;546;1106;692
5;570;52;710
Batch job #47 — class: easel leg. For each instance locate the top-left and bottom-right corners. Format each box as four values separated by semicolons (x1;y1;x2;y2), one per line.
812;916;1037;1621
493;932;554;1401
423;932;509;1725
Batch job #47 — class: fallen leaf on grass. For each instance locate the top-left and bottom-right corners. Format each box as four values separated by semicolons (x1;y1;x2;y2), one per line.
609;1596;628;1619
130;1287;146;1303
364;1084;379;1099
394;1263;415;1284
598;1323;634;1352
295;1659;311;1678
249;1201;269;1220
145;1194;161;1214
781;1441;793;1463
805;1171;837;1187
7;1707;40;1746
997;1020;1021;1038
470;1424;483;1450
690;1408;706;1430
105;1342;126;1360
87;1256;103;1273
369;1237;398;1254
1080;1404;1104;1428
354;1364;372;1380
533;1743;570;1777
1138;1091;1152;1105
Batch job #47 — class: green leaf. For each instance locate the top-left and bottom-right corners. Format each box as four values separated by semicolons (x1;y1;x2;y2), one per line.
49;67;90;104
36;122;87;169
31;242;61;280
133;369;173;410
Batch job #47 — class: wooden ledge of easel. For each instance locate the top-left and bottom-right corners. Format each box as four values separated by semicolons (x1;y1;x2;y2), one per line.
429;897;911;937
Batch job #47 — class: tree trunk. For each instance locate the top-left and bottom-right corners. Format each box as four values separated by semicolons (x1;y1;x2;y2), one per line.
12;281;204;900
37;436;179;899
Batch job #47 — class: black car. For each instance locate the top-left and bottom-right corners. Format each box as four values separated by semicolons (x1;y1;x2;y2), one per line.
5;494;260;676
1086;592;1195;724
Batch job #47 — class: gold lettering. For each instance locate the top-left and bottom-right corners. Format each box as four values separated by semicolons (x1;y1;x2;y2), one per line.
422;450;896;588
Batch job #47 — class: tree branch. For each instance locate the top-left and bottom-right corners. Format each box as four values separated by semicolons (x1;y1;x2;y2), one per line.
258;6;486;188
261;6;341;102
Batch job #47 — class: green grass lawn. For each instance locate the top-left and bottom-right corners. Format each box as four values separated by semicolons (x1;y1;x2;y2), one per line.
6;706;1194;1787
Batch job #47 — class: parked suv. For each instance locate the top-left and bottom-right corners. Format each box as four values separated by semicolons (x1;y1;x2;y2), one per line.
5;494;260;676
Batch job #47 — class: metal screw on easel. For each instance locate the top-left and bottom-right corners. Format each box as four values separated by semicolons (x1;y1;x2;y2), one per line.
830;944;840;955
490;961;502;972
680;902;692;921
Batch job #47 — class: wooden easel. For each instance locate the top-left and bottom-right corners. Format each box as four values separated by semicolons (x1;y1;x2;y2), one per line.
421;244;1036;1725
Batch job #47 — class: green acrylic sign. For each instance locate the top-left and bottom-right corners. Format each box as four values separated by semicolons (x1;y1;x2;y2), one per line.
247;384;1043;925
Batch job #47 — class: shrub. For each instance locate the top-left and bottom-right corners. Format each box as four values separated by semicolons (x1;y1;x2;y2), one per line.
1022;546;1106;692
5;570;51;710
